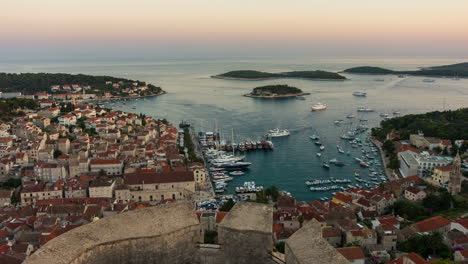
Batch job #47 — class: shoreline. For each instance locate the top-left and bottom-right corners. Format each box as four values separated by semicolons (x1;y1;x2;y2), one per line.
211;75;347;81
369;137;398;181
81;90;166;103
244;92;311;98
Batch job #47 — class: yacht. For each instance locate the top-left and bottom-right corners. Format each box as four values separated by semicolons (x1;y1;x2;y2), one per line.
267;128;290;137
352;91;367;97
357;106;375;112
311;102;327;111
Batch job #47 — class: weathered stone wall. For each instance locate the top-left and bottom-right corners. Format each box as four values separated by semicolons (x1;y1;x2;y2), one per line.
218;202;274;264
25;202;201;264
285;220;349;264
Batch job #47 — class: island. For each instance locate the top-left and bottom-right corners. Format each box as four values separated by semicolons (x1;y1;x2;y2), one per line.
0;72;165;100
244;84;310;98
343;62;468;77
212;70;346;80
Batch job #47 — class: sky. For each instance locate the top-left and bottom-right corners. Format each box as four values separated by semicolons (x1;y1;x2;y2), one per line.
2;0;468;60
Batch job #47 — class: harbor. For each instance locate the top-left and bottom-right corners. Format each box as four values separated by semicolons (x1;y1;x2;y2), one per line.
67;57;467;202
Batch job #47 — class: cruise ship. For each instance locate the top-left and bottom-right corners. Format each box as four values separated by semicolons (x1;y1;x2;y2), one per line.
267;128;290;137
311;102;327;111
352;91;367;97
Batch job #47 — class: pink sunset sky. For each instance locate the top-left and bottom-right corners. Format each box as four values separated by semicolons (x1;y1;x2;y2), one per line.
2;0;468;58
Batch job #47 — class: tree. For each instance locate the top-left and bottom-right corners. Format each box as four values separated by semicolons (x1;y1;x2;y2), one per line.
382;140;396;155
220;199;235;212
392;201;428;221
53;150;63;159
275;242;285;254
422;191;452;213
265;186;280;202
98;169;107;177
388;156;400;170
397;232;452;259
10;192;19;204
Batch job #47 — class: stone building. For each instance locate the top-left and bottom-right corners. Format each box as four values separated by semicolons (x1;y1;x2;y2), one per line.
115;171;195;202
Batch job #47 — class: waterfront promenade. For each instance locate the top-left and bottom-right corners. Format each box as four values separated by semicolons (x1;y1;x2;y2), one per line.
370;137;398;181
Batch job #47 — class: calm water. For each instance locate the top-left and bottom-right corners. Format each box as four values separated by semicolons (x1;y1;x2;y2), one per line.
1;57;467;201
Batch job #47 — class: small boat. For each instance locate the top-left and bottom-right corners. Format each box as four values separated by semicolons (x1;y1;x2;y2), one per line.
334;161;345;167
354;172;360;176
315;141;322;146
310;135;320;140
334;120;343;125
352;91;367;97
311;102;327;111
229;171;245;176
319;146;325;150
346;114;355;119
360;162;369;168
374;78;385;82
338;148;345;154
316;153;322;157
423;79;435;82
322;162;330;169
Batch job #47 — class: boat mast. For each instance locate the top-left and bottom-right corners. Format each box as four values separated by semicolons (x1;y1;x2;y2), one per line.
232;128;235;155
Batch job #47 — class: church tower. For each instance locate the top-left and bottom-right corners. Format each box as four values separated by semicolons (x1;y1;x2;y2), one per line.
448;152;463;195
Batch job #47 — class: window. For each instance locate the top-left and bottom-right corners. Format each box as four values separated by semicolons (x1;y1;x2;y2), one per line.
161;195;164;200
155;185;158;190
172;194;176;199
172;185;174;188
150;196;153;201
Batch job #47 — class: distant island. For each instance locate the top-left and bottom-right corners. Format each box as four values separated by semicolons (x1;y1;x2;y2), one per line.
244;85;310;98
343;62;468;77
212;70;346;80
0;72;165;100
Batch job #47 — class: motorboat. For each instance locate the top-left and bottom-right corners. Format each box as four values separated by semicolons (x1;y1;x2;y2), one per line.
423;79;435;82
357;106;375;112
352;91;367;97
311;102;327;111
319;146;325;150
316;153;322;157
229;171;245;176
310;135;320;140
267;128;290;137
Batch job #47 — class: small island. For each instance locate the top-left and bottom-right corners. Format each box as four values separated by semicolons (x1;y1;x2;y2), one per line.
343;62;468;77
212;70;346;80
244;84;310;98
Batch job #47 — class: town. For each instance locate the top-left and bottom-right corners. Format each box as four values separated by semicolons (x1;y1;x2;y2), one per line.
0;90;466;264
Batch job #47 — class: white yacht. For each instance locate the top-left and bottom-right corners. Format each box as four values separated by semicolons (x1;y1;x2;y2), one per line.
311;102;327;111
267;128;290;137
357;106;375;112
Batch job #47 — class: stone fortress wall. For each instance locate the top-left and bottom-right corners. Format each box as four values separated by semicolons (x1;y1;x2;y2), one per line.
25;201;346;264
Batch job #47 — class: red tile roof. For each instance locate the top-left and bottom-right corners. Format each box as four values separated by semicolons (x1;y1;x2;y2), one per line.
124;171;194;185
406;253;427;264
334;193;353;203
434;165;453;172
414;216;450;233
90;158;122;165
337;246;365;260
453;218;468;229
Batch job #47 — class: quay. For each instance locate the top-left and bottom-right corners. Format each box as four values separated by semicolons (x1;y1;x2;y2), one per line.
370;137;398;181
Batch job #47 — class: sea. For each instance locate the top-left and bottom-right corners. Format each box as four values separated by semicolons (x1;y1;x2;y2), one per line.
1;57;467;202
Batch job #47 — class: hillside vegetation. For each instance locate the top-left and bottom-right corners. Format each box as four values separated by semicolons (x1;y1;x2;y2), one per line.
213;70;346;80
0;72;162;96
251;85;303;96
371;108;468;142
343;62;468;77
